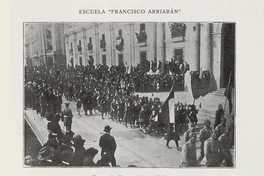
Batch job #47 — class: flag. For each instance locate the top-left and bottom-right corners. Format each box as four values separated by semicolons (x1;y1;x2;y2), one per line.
224;72;233;114
162;84;175;123
191;70;211;99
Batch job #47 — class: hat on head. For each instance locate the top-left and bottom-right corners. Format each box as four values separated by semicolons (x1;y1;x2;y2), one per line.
37;146;55;160
103;125;112;132
204;119;211;125
53;113;61;121
85;147;98;157
72;134;86;146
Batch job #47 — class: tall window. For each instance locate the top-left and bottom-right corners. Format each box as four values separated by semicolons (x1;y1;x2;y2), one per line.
46;29;52;38
118;54;124;66
88;56;94;65
47;41;53;51
100;34;106;51
140;51;147;64
88;37;93;51
102;55;106;65
174;49;183;61
140;23;145;32
78;40;82;52
136;23;147;43
70;57;74;67
118;29;122;36
70;43;73;55
79;57;83;66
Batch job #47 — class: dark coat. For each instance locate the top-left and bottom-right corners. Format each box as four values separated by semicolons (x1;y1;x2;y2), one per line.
62;108;73;125
99;133;116;155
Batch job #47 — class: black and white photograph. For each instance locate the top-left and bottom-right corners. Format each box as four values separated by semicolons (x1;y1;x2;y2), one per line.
23;22;235;168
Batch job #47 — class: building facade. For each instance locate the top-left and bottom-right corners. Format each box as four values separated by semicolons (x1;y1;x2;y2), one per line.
64;22;235;92
24;23;66;69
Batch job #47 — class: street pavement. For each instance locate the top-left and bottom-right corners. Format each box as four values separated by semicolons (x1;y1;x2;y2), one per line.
24;91;235;167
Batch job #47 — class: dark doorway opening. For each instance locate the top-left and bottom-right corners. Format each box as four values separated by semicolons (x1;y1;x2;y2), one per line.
222;23;235;88
46;57;53;69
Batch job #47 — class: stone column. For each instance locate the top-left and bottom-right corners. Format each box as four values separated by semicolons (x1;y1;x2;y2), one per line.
200;23;211;71
82;28;87;65
73;32;78;67
130;23;135;67
184;23;200;91
212;23;224;90
110;23;115;66
161;22;166;73
186;23;200;72
94;23;99;65
131;23;135;67
65;36;70;66
156;22;165;73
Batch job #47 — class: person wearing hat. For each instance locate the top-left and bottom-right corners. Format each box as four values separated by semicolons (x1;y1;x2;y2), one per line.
57;134;73;154
61;102;73;133
83;147;99;166
99;125;117;166
204;130;222;167
57;148;75;166
47;113;63;140
197;119;212;164
214;104;224;128
180;132;199;167
183;122;196;143
70;135;86;166
37;146;61;166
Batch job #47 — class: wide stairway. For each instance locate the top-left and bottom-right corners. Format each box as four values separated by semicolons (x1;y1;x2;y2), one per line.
211;88;235;99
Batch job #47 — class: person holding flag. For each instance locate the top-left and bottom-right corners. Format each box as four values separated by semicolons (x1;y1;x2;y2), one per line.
166;123;181;151
162;82;181;150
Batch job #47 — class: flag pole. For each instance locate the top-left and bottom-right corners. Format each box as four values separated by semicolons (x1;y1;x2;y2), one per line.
223;71;232;115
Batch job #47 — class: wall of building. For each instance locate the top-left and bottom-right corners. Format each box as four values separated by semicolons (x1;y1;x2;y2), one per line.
24;23;66;68
63;22;232;92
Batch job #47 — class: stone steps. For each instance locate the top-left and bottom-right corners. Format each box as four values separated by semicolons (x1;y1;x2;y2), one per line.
211;88;235;98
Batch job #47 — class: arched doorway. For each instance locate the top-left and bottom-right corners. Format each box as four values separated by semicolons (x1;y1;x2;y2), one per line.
221;23;235;88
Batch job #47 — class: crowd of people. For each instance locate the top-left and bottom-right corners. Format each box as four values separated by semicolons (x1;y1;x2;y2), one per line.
25;109;117;167
24;58;234;167
179;105;234;167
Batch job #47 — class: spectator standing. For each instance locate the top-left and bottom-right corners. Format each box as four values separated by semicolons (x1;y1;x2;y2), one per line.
197;119;212;164
214;104;224;128
61;102;73;133
99;125;117;166
204;130;221;167
180;132;198;167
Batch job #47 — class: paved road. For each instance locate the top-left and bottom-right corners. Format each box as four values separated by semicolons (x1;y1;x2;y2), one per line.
24;92;234;167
